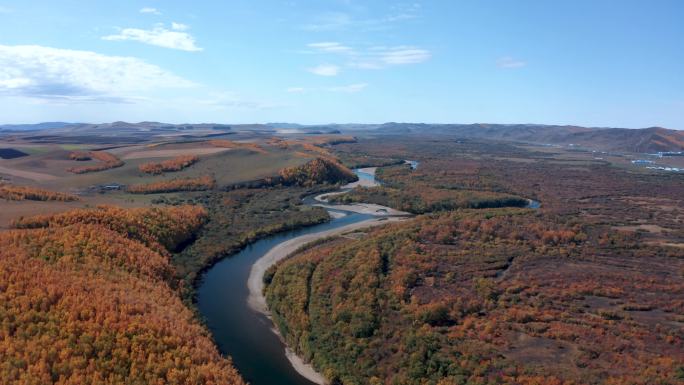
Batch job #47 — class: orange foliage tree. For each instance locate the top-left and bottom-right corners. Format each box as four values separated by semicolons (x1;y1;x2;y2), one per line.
67;151;124;174
0;183;79;202
278;158;357;186
139;155;199;175
0;205;246;385
127;175;216;194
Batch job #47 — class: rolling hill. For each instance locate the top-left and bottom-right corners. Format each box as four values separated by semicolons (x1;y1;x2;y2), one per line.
372;123;684;153
2;121;682;153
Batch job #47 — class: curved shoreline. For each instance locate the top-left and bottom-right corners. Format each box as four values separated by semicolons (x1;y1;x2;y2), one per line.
246;166;408;385
243;165;411;384
247;215;407;384
243;163;536;385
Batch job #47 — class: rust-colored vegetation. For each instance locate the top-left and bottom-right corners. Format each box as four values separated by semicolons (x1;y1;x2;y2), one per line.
12;205;207;251
0;183;79;202
331;184;527;213
0;205;246;385
266;209;683;385
139;155;199;175
127;175;216;194
278;157;357;186
330;159;527;213
264;137;684;385
67;151;124;174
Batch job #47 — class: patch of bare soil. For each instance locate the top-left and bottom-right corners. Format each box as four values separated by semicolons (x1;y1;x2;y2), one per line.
612;224;669;233
0;200;80;229
0;164;58;181
504;332;579;371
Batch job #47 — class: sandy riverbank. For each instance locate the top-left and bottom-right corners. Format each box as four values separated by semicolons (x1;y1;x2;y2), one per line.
313;192;410;217
314;201;411;216
341;167;379;189
247;216;407;385
245;164;410;384
313;166;410;216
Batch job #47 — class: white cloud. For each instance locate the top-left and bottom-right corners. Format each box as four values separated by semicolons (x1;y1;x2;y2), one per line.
376;47;431;65
307;42;353;54
103;25;202;52
497;56;526;69
171;22;189;31
301;12;352;31
140;7;161;15
301;5;422;32
328;83;368;93
286;84;368;94
0;44;194;103
197;92;285;110
307;64;340;76
307;43;431;69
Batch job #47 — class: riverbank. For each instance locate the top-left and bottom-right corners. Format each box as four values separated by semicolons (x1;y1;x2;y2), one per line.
313;191;411;216
197;165;412;385
247;216;407;384
313;167;411;217
314;201;411;216
247;165;411;383
342;167;378;188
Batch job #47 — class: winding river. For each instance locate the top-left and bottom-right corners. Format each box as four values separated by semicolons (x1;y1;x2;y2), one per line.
197;167;403;385
197;211;376;385
196;162;538;385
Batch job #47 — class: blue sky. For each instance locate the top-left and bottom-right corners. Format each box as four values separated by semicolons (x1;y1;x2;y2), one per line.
0;0;682;128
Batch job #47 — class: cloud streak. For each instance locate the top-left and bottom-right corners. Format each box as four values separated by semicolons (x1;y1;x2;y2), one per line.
306;42;431;69
301;4;422;32
103;25;202;52
307;64;340;76
376;47;431;65
171;22;189;31
301;12;352;31
497;56;526;69
285;84;369;94
307;42;353;54
0;44;194;103
139;7;161;15
328;83;368;93
197;92;285;110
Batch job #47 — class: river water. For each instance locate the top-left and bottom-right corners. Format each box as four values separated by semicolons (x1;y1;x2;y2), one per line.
197;211;372;385
197;167;380;385
354;168;376;183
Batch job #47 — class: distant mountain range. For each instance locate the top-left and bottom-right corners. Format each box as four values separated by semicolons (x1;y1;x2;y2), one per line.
0;121;235;145
370;123;684;153
0;121;232;133
1;121;682;153
0;122;78;131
